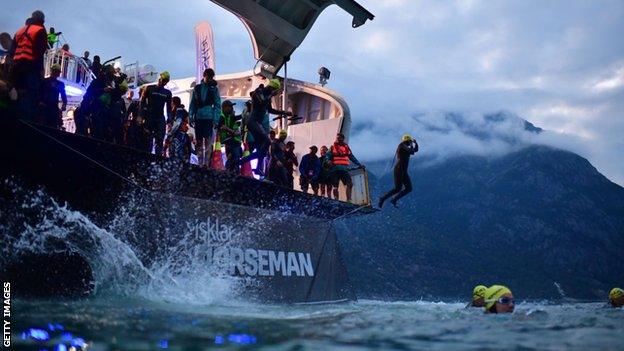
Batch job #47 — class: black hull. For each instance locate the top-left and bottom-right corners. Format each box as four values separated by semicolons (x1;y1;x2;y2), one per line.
0;120;358;303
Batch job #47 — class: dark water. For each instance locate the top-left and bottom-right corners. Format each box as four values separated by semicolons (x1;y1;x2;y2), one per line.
10;298;624;350
3;183;624;350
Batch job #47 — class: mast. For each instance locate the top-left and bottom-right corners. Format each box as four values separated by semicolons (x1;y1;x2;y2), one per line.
282;57;288;130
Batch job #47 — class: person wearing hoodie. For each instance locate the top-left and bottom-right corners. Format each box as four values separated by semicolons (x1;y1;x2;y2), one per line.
189;68;221;168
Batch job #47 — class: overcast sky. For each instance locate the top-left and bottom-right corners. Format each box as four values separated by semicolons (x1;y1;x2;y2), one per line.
2;0;623;184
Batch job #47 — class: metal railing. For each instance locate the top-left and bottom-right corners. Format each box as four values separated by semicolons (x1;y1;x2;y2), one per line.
43;49;93;89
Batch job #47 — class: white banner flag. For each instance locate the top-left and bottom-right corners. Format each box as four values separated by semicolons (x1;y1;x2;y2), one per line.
195;21;216;83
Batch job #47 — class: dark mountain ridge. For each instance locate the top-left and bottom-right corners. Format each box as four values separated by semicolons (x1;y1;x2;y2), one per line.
339;144;624;300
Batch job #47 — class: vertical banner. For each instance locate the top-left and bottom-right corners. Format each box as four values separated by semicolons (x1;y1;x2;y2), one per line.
195;21;216;83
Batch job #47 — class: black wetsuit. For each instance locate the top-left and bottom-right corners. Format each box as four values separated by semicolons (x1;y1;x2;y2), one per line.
379;140;418;206
239;85;288;167
143;84;172;155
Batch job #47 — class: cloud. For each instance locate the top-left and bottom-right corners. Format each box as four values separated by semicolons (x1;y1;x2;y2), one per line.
592;66;624;92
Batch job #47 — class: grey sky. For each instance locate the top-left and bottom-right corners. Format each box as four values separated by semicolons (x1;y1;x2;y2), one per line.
2;0;623;184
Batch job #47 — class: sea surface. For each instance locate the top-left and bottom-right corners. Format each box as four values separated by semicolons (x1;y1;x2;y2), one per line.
3;182;624;350
11;298;624;350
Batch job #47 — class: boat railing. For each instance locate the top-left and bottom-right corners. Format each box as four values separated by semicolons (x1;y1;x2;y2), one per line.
43;49;94;89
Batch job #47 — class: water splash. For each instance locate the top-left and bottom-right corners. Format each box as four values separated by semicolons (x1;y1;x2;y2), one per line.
1;179;241;304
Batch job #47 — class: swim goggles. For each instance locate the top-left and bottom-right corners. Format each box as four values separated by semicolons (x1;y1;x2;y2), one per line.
486;297;515;305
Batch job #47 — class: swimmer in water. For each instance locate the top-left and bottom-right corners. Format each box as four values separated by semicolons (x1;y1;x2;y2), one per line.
484;285;515;314
466;285;487;308
609;287;623;308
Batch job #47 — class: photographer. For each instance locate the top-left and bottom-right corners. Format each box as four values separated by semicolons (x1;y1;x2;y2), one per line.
378;134;419;208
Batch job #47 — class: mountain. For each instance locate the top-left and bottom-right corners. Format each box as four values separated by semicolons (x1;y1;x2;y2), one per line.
338;144;624;301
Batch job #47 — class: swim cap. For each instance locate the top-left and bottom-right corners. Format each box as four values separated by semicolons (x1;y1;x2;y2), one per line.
268;79;281;90
472;285;487;300
50;63;61;71
119;80;129;93
160;71;170;81
278;129;287;138
484;285;512;310
610;287;624;301
402;134;412;142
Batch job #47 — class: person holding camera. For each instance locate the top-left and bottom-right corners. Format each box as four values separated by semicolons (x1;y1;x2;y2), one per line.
378;134;419;208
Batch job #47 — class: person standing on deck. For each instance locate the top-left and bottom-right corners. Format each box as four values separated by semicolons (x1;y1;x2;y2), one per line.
299;145;321;195
189;68;221;168
10;10;48;122
141;71;172;156
46;27;60;49
268;129;288;186
284;141;298;189
218;100;243;173
318;145;333;198
326;133;364;202
378;134;418;208
38;63;66;129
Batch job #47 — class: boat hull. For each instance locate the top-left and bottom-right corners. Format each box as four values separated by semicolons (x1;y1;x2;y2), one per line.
0;120;356;303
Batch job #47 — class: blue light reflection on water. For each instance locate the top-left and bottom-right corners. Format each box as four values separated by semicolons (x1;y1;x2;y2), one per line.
214;334;225;345
228;333;258;345
23;328;50;342
20;324;88;351
158;339;169;349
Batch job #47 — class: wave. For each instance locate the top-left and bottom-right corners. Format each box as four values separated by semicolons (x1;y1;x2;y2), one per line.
1;179;241;305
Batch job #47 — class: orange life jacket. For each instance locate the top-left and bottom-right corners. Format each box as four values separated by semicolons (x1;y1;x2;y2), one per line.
331;143;351;166
12;24;46;62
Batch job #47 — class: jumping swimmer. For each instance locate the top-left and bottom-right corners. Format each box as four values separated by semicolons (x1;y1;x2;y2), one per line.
378;134;418;208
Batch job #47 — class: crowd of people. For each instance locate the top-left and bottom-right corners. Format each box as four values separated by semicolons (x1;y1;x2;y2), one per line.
0;10;370;203
0;10;97;127
467;285;624;313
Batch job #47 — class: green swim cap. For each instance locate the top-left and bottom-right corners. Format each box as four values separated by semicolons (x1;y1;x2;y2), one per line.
472;285;487;300
160;71;170;81
610;287;624;301
484;285;511;310
268;78;281;90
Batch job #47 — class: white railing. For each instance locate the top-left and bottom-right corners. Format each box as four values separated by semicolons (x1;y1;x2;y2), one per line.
43;49;93;89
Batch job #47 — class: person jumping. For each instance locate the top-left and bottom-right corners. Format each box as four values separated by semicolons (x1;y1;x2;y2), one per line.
378;134;418;208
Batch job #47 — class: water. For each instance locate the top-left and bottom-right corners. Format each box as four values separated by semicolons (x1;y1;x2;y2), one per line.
10;299;624;350
3;182;624;350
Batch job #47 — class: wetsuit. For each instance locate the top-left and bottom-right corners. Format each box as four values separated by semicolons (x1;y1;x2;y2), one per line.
284;149;298;189
268;138;287;186
143;84;172;155
82;77;111;140
379;140;418;207
39;76;66;128
239;85;289;168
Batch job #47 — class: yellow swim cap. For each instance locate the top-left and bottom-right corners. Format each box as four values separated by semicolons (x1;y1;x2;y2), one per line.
268;79;281;90
160;71;171;81
50;63;62;71
402;134;412;142
610;287;624;301
472;285;487;300
278;129;287;137
119;80;129;93
484;285;512;310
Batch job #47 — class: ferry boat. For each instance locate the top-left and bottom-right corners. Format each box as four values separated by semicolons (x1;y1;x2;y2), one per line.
0;0;375;303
